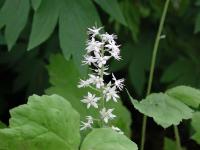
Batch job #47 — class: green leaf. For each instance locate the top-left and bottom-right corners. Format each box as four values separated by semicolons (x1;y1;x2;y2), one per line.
94;0;127;26
161;59;198;88
129;93;193;128
0;121;6;128
46;54;132;136
164;137;186;150
28;0;59;50
0;0;30;50
0;94;80;150
81;128;138;150
194;12;200;33
166;86;200;108
59;0;101;75
191;112;200;144
31;0;42;10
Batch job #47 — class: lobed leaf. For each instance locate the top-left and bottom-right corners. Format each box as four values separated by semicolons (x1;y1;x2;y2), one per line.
81;128;138;150
191;112;200;144
0;94;80;150
46;54;132;136
166;85;200;108
129;92;193;128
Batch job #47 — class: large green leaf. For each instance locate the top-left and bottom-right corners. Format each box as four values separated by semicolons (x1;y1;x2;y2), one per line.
0;0;30;50
94;0;127;25
31;0;42;10
129;93;193;128
81;128;138;150
46;54;131;136
191;112;200;144
166;86;200;108
0;94;80;150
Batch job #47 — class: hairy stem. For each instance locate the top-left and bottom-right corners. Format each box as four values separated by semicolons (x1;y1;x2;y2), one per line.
140;0;170;150
174;125;182;150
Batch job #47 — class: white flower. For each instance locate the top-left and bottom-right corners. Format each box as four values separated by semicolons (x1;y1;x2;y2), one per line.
86;38;103;53
94;66;109;75
112;73;124;91
87;26;103;37
78;79;91;88
89;74;104;89
80;116;94;131
111;126;124;134
100;108;116;123
103;83;119;102
101;32;117;43
81;92;100;109
82;55;97;65
105;42;121;60
94;52;110;68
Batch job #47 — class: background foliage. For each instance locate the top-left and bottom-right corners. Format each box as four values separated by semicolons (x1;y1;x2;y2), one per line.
0;0;200;149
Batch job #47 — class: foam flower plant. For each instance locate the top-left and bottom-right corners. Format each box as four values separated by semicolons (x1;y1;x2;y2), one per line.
78;26;124;134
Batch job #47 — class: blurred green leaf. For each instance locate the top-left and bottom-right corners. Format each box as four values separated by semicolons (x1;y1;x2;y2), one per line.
161;58;199;88
94;0;127;26
81;128;138;150
191;112;200;144
28;0;59;50
194;12;200;33
0;0;30;50
31;0;41;10
164;137;186;150
166;86;200;108
0;121;6;128
0;94;80;150
46;54;132;136
128;93;193;128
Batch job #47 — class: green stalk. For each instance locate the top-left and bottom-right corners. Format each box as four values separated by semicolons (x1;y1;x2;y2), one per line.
140;0;170;150
174;126;182;150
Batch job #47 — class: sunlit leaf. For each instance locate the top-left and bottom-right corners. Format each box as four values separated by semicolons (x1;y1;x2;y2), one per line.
0;94;80;150
128;92;193;128
81;128;138;150
166;86;200;108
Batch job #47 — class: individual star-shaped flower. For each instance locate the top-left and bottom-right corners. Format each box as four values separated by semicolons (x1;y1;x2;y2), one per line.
112;73;124;91
81;92;100;109
100;108;116;123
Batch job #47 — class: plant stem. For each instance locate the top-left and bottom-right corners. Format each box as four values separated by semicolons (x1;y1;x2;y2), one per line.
174;125;182;150
140;0;170;150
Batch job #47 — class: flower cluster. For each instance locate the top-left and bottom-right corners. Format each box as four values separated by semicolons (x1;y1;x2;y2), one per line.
78;26;124;134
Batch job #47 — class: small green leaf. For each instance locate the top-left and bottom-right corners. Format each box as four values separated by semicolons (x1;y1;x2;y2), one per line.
81;128;138;150
191;112;200;144
46;54;132;136
28;0;59;50
0;94;80;150
31;0;42;10
94;0;127;25
129;93;193;128
166;85;200;108
195;12;200;33
0;0;30;50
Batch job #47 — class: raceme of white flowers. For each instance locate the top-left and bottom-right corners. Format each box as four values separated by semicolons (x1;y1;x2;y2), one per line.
78;26;124;134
